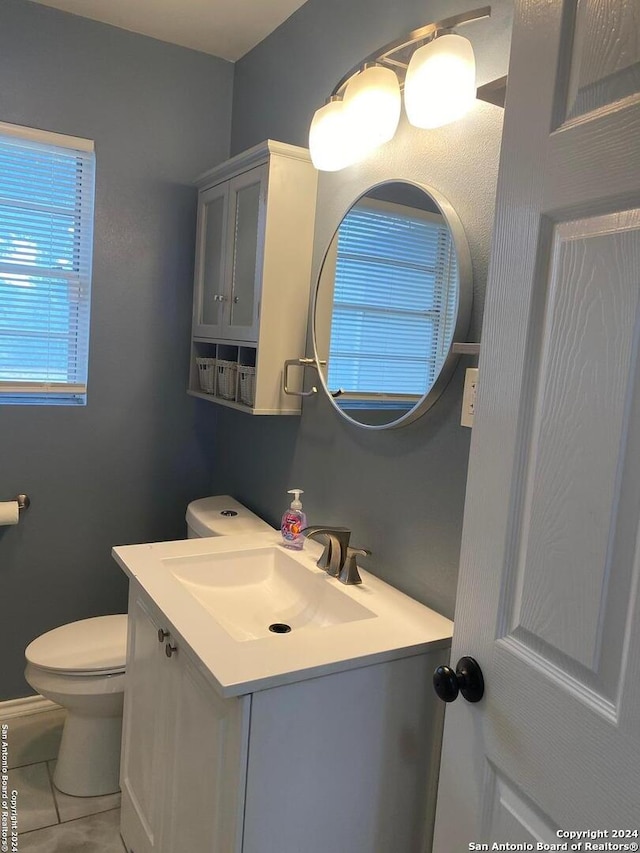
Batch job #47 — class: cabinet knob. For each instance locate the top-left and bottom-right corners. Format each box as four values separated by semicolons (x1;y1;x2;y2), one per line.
233;296;239;303
158;629;169;643
165;642;178;658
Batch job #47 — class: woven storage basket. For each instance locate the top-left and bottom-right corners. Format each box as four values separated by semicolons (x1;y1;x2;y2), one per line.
195;357;216;394
216;359;238;400
238;366;256;407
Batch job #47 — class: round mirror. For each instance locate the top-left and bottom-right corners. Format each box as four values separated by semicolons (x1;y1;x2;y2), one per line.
312;180;472;429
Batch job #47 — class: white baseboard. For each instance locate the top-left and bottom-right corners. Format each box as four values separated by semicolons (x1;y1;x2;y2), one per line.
0;694;63;719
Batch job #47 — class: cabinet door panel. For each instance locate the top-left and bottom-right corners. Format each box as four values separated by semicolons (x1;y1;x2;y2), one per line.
120;589;170;853
201;193;226;326
163;649;249;853
193;184;228;338
225;166;266;341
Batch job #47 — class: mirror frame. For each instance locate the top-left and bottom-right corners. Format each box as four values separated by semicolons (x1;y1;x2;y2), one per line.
312;179;473;430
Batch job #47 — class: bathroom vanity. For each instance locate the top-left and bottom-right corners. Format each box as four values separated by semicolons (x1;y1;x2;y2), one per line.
113;533;453;853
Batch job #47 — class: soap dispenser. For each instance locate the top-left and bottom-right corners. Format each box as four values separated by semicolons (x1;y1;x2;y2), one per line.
280;489;307;551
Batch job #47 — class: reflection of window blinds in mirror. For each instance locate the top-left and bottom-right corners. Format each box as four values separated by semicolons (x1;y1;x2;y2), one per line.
327;200;458;397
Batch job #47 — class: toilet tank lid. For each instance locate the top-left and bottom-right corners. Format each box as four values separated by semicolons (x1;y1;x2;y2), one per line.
25;615;127;674
185;495;273;537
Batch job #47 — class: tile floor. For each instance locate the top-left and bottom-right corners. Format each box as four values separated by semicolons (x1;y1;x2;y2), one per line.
1;707;126;851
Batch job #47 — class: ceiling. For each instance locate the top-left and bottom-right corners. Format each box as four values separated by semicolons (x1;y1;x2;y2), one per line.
26;0;309;61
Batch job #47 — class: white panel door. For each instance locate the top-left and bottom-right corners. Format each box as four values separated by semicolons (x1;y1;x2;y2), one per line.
433;0;640;845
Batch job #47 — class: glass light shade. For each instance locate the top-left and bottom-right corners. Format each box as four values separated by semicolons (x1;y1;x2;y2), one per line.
342;66;401;161
404;33;476;129
309;100;358;172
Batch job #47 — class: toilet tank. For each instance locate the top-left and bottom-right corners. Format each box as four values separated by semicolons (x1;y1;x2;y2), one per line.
185;495;274;538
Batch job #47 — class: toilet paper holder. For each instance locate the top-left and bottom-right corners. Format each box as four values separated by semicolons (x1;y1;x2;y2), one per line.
16;494;30;512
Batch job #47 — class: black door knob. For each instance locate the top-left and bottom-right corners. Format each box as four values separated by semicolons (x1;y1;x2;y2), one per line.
433;656;484;703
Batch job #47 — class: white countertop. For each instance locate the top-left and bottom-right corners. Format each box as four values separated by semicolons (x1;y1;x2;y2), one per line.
112;532;453;698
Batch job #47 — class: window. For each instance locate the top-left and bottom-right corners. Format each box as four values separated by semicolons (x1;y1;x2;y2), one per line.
0;122;95;405
327;197;458;409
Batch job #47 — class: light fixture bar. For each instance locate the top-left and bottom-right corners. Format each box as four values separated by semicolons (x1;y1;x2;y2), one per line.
330;6;491;97
476;74;507;107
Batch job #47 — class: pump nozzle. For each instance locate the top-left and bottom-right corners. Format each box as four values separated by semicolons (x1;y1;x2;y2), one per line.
287;488;304;510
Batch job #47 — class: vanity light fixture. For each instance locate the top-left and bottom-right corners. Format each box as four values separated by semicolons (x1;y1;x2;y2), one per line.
308;98;357;172
341;65;402;163
308;6;490;172
404;33;477;129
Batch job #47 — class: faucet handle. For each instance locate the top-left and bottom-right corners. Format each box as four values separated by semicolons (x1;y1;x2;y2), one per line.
338;546;371;585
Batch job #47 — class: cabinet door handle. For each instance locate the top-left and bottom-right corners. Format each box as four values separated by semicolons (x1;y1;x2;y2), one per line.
165;642;178;658
158;629;169;643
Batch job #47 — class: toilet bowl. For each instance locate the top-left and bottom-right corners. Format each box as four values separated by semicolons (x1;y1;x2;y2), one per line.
24;615;127;797
24;496;273;797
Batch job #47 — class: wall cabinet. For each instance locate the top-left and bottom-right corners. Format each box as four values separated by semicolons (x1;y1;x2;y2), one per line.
120;581;446;853
188;140;318;415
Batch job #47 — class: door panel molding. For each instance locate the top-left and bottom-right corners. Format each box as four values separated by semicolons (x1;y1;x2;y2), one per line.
481;762;559;844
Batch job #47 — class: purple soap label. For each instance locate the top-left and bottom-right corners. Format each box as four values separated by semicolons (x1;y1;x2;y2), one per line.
281;512;302;540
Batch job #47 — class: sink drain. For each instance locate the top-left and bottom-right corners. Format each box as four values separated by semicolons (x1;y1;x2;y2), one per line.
269;623;292;634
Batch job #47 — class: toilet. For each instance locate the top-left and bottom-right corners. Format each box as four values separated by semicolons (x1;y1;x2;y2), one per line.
24;616;128;797
24;496;273;797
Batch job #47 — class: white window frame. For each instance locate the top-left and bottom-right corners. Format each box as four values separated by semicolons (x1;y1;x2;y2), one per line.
0;122;95;406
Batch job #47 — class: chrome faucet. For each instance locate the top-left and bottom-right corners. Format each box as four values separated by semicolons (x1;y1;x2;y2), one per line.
302;526;370;585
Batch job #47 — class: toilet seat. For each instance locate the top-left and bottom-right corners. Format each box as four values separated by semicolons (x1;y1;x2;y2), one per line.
25;614;127;677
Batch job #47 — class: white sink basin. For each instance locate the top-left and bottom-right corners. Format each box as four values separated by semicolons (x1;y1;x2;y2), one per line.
166;546;375;641
112;531;453;697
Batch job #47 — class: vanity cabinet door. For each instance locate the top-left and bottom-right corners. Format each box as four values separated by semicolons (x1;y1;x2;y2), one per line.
162;645;250;853
120;587;172;853
120;584;251;853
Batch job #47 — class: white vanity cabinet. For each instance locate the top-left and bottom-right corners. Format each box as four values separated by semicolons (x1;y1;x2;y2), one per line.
120;579;448;853
188;140;318;414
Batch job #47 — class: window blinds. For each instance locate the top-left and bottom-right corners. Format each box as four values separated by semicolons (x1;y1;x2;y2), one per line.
0;123;95;405
327;200;458;403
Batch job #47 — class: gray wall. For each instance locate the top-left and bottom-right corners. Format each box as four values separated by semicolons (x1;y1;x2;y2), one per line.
215;0;513;619
0;0;233;700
